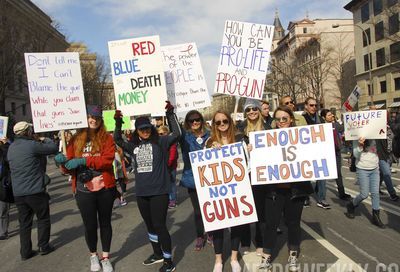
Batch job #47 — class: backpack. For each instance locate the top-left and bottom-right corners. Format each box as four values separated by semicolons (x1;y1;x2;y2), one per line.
349;153;356;173
0;146;14;203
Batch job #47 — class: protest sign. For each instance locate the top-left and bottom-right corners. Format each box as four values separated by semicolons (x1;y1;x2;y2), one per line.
103;110;131;132
342;86;362;112
108;35;168;116
343;110;387;140
161;43;210;112
24;52;88;133
190;142;258;232
0;116;8;138
249;124;337;185
214;20;274;100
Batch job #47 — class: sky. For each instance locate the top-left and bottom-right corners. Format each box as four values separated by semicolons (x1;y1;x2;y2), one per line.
31;0;353;92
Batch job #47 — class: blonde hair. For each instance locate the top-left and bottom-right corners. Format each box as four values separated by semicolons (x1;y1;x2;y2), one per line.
157;125;170;134
244;113;264;136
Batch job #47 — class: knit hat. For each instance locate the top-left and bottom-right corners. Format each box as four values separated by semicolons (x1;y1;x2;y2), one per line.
87;105;102;118
13;121;32;135
243;98;261;111
135;117;152;130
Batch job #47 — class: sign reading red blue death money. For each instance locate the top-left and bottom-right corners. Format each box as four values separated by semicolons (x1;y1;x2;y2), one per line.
214;20;274;100
108;36;168;116
190;142;258;232
343;110;387;140
342;85;362;112
249;124;338;185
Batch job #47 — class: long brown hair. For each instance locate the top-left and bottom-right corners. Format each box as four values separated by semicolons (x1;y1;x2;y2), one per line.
71;120;108;157
206;111;236;148
273;105;296;127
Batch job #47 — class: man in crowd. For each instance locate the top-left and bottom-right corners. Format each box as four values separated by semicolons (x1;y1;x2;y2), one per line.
279;96;307;126
261;100;273;127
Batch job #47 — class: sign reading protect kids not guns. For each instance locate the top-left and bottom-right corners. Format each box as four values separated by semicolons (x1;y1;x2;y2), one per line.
249;124;337;185
343;110;387;140
24;52;88;133
214;20;274;100
108;36;168;116
161;43;211;112
190;142;258;232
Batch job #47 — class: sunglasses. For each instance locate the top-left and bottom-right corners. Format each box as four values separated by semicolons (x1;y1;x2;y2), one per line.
188;117;202;124
215;119;229;126
308;104;317;107
274;116;290;123
284;100;295;105
245;107;259;113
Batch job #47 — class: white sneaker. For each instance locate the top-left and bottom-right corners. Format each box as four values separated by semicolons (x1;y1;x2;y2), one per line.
101;258;114;272
90;255;101;272
288;251;299;272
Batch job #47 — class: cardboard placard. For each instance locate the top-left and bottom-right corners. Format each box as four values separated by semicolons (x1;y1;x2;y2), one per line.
343;110;387;140
0;116;8;138
103;110;132;132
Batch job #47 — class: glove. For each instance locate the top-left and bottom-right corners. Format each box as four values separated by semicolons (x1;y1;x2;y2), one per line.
114;110;124;128
165;101;174;113
54;153;67;165
64;158;86;170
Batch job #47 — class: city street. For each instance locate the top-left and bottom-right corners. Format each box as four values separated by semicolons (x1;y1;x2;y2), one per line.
1;155;399;272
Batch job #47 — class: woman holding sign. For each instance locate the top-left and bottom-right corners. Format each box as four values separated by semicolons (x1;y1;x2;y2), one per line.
260;106;313;272
205;110;243;272
113;102;181;272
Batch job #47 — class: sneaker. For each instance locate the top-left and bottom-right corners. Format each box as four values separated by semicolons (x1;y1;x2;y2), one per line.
213;262;223;272
168;200;177;209
90;255;101;272
21;250;38;261
390;194;399;201
316;201;331;209
159;261;176;272
113;198;121;209
120;198;128;206
379;190;387;196
391;169;397;173
303;199;310;207
101;258;114;272
206;234;213;247
231;260;241;272
288;251;299;272
339;193;352;200
38;244;55;255
0;234;8;240
194;237;205;251
143;254;164;265
259;255;272;270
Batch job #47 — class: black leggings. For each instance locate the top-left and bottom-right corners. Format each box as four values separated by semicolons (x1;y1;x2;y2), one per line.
211;225;243;254
137;194;172;258
188;188;205;238
75;188;116;253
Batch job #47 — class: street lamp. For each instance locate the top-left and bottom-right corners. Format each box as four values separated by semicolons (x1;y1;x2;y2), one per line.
332;23;374;105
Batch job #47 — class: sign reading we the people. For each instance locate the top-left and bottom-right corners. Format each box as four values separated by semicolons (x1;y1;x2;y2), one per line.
343;110;387;140
190;142;258;232
24;52;88;133
214;20;274;100
249;124;337;185
108;35;168;116
342;86;362;112
161;43;211;112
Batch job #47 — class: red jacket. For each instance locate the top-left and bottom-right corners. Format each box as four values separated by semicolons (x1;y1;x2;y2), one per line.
168;143;178;170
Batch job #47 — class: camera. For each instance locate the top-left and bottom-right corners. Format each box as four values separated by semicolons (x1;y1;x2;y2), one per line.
77;166;102;184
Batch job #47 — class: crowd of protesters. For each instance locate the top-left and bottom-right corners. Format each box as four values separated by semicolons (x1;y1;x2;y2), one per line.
0;97;399;272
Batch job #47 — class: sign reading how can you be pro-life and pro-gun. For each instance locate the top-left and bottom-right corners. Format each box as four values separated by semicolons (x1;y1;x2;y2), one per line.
190;142;258;232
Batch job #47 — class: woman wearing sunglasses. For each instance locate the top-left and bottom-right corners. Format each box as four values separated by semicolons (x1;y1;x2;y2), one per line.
259;106;313;272
180;110;211;251
205;111;243;272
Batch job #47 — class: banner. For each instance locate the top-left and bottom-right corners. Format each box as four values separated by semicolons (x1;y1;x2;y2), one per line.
103;110;131;132
214;20;274;100
343;110;387;140
108;35;168;116
342;86;362;112
190;142;258;232
24;52;88;133
0;116;8;138
249;124;337;185
161;43;211;112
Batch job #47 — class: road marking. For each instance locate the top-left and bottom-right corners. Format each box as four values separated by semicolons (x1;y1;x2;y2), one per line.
345;177;355;180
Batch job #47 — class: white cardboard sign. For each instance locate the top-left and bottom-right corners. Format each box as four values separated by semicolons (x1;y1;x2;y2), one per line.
343;110;387;140
0;116;8;138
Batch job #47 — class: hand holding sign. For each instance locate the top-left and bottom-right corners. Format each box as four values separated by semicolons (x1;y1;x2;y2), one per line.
114;110;124;129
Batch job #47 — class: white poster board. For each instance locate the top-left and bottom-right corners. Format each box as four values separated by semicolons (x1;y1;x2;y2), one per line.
343;110;387;140
342;86;362;112
24;52;88;133
190;142;258;232
0;116;8;138
214;20;274;100
161;43;211;112
108;35;168;116
249;124;337;185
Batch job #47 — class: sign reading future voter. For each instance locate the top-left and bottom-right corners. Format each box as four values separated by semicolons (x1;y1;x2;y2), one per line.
24;52;88;133
249;124;337;185
214;20;274;100
108;35;168;116
190;142;258;232
161;43;211;112
343;110;387;140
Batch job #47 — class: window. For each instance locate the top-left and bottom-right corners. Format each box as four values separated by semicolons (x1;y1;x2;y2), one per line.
303;28;307;34
395;77;400;90
390;41;400;62
368;84;372;96
361;3;370;23
363;28;371;47
11;102;16;114
380;81;387;93
376;48;386;67
22;104;26;116
364;53;372;71
373;0;383;16
388;0;398;8
375;21;384;41
389;13;399;35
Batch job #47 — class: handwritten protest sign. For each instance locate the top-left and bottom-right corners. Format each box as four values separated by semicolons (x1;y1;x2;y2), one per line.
108;36;167;116
103;110;131;132
249;124;337;185
161;43;210;112
0;116;8;138
24;52;88;133
342;86;362;112
343;110;387;140
214;20;274;100
190;142;257;232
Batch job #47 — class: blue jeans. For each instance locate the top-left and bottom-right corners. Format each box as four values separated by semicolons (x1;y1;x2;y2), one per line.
315;180;326;202
169;169;177;201
379;159;396;196
353;167;380;210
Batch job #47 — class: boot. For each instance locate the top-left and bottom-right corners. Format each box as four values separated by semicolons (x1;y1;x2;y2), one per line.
345;201;356;219
371;209;385;229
